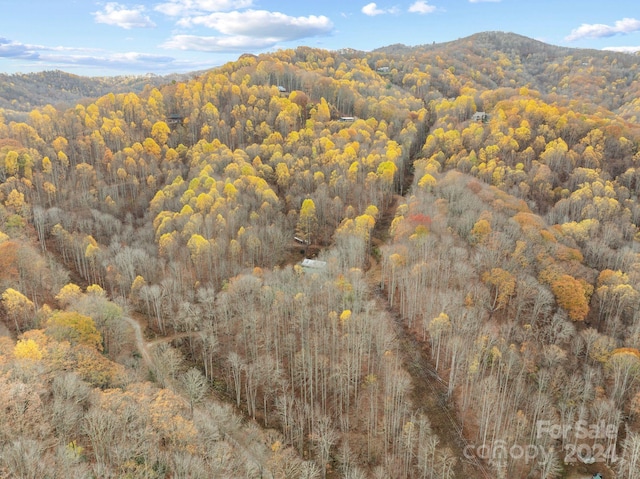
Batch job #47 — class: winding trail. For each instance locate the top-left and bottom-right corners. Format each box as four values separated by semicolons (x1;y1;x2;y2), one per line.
122;316;153;368
120;315;272;472
122;315;203;369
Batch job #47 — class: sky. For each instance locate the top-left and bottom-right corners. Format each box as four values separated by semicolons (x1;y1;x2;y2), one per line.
1;0;639;77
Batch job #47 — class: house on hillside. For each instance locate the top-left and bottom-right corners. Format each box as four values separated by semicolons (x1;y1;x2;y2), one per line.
472;111;489;123
166;114;184;125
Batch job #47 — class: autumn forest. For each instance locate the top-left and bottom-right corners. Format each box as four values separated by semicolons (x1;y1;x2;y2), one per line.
1;31;640;478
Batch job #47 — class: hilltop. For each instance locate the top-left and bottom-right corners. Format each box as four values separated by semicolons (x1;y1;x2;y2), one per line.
372;31;640;120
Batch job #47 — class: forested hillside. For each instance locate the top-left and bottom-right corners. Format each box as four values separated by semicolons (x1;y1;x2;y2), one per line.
376;31;640;121
0;70;193;118
0;32;639;478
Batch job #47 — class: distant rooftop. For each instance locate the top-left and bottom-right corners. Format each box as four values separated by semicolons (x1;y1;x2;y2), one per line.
300;258;327;272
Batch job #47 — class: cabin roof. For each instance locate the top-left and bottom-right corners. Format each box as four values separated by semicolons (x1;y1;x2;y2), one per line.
300;258;327;270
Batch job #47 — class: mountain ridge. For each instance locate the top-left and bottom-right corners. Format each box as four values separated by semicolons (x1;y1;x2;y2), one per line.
0;69;196;116
2;31;639;118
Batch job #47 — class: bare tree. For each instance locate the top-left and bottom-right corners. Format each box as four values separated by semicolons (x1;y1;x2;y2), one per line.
312;415;338;479
2;439;48;479
618;432;640;479
227;352;244;408
182;367;208;417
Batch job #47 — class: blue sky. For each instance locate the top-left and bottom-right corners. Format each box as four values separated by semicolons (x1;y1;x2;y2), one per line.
1;0;639;76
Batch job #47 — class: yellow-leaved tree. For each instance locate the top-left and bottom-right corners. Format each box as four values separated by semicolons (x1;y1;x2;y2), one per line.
45;311;103;351
481;268;516;314
14;338;44;361
2;287;35;333
296;198;318;246
55;283;83;307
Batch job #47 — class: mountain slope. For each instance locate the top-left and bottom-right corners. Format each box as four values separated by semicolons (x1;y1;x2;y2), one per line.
0;70;194;116
372;31;640;120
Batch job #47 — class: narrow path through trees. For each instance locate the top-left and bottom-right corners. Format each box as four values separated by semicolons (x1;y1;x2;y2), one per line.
122;315;153;368
366;201;491;479
122;316;273;474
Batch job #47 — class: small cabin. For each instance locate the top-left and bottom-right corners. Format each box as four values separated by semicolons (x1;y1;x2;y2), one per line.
339;116;356;122
167;114;184;125
472;112;489;123
277;85;288;94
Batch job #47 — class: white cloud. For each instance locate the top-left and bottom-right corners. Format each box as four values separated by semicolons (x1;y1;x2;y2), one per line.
0;36;205;74
362;3;386;16
603;45;640;53
161;34;276;51
408;1;435;14
154;0;253;17
93;3;156;29
0;38;107;60
566;17;640;41
0;38;37;59
177;10;333;41
161;10;333;53
360;2;400;16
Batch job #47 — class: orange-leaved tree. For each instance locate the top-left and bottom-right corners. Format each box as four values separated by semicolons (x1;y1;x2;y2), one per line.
550;274;591;321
